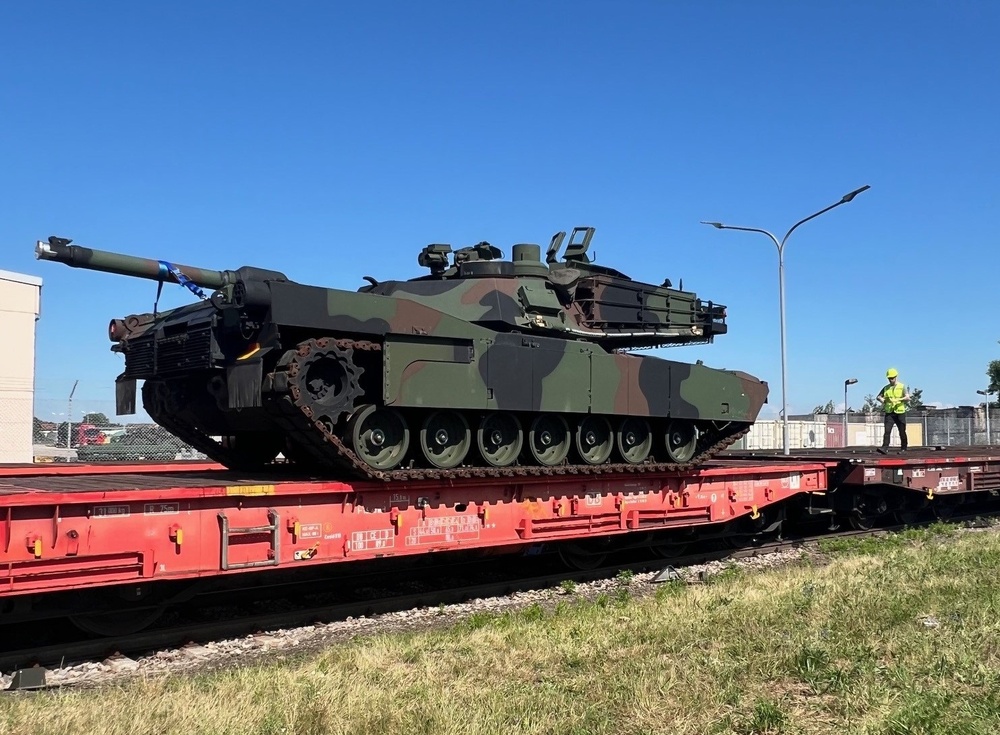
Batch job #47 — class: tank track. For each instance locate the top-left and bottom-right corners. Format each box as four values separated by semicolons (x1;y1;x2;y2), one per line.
144;337;751;482
260;338;751;482
141;380;261;471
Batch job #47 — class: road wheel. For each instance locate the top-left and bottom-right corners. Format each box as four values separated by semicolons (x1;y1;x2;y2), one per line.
349;404;410;471
664;420;699;463
617;417;652;464
477;413;523;467
419;411;471;469
575;416;614;465
528;415;571;466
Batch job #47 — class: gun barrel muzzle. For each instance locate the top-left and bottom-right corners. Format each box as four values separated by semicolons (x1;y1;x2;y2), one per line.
35;236;230;289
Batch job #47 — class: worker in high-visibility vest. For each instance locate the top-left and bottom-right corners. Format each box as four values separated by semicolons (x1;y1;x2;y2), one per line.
876;367;911;453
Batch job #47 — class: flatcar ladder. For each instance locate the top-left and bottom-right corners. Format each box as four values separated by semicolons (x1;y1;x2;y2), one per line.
218;508;280;570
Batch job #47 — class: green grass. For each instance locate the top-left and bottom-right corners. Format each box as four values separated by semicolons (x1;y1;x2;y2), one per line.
3;529;1000;735
816;522;960;555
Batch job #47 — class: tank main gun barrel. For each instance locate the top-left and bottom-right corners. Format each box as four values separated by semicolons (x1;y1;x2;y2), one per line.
35;236;234;289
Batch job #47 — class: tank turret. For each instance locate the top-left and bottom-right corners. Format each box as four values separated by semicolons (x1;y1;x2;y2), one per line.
35;227;767;480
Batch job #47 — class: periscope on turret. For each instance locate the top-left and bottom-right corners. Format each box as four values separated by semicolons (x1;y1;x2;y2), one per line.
35;228;768;478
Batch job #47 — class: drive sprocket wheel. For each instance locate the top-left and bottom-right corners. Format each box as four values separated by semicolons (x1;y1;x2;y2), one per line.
286;338;365;427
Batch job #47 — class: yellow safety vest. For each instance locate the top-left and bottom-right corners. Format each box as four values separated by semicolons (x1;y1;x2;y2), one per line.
882;383;907;414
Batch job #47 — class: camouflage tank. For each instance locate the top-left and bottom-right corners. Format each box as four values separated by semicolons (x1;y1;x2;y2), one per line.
35;228;768;479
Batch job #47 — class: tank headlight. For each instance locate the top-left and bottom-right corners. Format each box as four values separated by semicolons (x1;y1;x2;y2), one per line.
109;319;127;342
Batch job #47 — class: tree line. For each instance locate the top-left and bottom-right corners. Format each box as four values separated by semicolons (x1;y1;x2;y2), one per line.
812;388;924;416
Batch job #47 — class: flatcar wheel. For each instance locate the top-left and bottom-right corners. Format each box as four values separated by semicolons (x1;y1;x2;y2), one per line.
575;416;614;465
70;605;165;637
528;415;571;466
848;497;886;530
932;498;958;521
617;417;652;464
650;542;689;559
419;411;471;469
848;510;878;531
477;413;523;467
349;404;410;471
893;508;922;526
663;420;699;464
558;542;608;571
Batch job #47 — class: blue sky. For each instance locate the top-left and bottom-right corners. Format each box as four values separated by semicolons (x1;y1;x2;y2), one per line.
2;1;997;419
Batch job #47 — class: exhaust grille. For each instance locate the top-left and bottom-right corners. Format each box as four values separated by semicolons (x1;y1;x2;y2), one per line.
123;325;213;378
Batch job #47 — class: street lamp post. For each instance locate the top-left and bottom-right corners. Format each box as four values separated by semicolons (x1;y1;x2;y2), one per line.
977;389;994;445
844;378;858;447
702;185;870;455
66;379;79;449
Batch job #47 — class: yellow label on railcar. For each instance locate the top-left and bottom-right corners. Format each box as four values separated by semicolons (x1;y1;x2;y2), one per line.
225;484;276;496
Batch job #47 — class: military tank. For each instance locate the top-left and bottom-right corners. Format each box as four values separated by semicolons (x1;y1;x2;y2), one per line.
35;227;768;479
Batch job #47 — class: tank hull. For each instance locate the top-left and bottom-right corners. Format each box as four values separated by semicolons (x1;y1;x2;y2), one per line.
117;282;766;479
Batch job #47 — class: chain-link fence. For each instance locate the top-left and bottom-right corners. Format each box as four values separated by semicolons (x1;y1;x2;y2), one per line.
734;411;998;451
7;385;997;462
25;393;207;463
918;413;998;447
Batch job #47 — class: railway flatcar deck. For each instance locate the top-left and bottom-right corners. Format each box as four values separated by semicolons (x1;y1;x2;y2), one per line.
3;448;999;628
727;447;1000;495
0;459;828;599
0;461;221;478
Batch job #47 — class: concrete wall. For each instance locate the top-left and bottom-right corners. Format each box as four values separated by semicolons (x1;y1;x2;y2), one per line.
735;418;924;450
846;421;922;448
0;270;42;463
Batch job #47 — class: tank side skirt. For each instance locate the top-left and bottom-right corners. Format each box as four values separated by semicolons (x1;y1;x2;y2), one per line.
261;338;752;481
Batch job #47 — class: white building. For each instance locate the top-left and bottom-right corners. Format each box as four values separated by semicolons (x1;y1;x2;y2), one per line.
0;269;42;463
